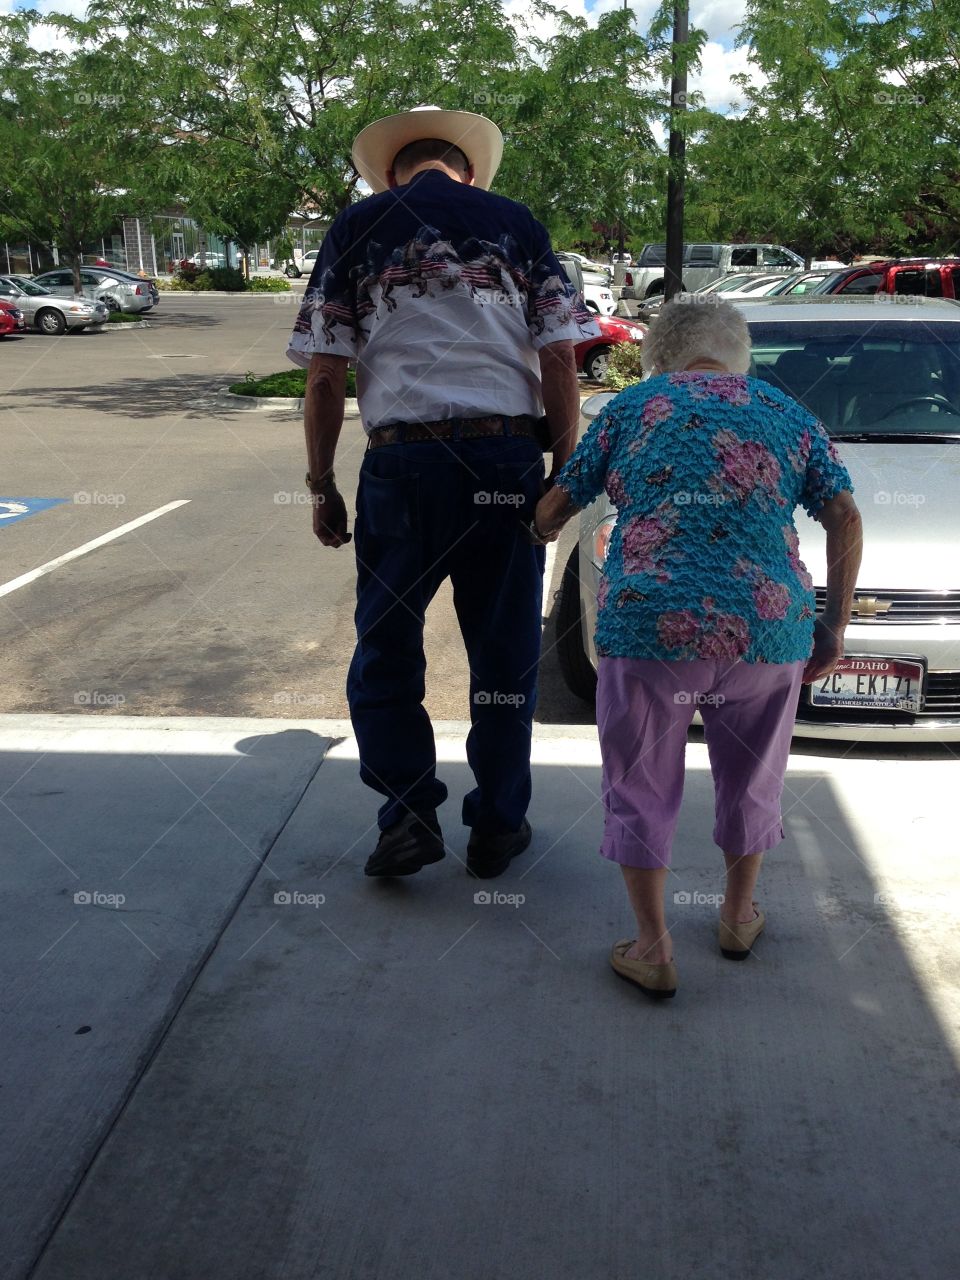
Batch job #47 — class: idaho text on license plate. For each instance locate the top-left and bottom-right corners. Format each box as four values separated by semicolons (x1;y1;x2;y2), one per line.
811;655;925;712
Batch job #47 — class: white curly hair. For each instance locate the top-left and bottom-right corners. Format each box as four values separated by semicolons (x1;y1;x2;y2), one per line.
641;294;753;376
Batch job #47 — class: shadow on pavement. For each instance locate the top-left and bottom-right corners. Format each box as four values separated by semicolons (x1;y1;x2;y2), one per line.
3;727;958;1279
2;372;254;418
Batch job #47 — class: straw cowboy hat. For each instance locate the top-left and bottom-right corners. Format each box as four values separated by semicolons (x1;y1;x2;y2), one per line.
352;104;504;193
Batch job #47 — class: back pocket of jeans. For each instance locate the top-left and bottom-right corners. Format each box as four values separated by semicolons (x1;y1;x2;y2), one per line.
358;470;419;539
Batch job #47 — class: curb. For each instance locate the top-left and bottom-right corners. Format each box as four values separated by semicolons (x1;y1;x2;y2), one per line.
100;320;152;331
218;389;360;413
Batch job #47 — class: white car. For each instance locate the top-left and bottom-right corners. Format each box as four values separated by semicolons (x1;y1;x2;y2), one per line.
557;297;960;741
581;270;616;316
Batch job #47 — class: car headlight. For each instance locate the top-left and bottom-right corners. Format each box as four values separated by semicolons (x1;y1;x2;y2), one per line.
591;514;617;568
67;304;92;313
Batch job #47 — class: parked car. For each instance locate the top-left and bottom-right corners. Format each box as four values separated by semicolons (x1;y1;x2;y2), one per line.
621;242;803;303
637;273;786;322
32;268;154;314
557;296;960;741
97;267;161;307
284;248;321;278
813;257;960;301
0;275;108;334
0;298;26;337
767;269;836;297
560;251;612;278
575;313;647;381
557;254;615;315
183;252;227;269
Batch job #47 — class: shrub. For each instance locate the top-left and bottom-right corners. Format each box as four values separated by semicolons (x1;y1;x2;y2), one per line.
605;340;645;390
246;276;292;292
229;367;357;398
205;266;246;291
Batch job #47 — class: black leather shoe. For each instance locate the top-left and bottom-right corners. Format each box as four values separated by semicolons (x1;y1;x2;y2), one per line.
364;810;445;877
466;818;532;880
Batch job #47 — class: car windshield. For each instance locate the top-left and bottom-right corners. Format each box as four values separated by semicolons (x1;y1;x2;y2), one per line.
746;319;960;437
9;277;51;295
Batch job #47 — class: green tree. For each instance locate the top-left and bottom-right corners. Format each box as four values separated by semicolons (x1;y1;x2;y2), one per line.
0;10;165;291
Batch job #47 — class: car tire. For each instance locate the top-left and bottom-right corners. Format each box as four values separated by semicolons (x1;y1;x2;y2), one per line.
556;544;598;703
583;345;612;381
36;308;66;335
103;296;120;313
285;265;302;278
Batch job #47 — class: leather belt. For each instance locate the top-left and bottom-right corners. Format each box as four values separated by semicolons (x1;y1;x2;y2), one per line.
367;414;541;449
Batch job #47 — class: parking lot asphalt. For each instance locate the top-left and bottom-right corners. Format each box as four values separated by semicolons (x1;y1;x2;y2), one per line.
0;293;591;723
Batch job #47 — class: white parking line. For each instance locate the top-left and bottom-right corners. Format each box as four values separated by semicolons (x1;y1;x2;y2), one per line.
0;501;191;598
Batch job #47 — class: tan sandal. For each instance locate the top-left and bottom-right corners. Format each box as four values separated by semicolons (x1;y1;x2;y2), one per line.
719;904;765;960
610;940;678;999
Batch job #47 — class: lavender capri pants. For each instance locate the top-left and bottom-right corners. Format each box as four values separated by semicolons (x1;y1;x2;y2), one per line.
596;657;805;869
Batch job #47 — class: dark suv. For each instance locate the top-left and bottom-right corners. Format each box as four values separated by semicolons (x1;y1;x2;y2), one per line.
815;258;960;300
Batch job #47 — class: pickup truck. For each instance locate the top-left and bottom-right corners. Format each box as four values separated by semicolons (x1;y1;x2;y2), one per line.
617;242;803;302
815;257;960;300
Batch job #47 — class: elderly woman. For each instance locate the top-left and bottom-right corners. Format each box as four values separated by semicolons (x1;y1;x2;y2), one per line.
533;297;862;999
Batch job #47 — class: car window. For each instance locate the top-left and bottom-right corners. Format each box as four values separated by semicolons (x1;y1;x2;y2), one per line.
0;280;15;296
42;271;71;286
685;244;718;265
892;268;943;298
835;271;884;295
761;248;797;267
639;245;667;266
730;246;759;267
15;278;49;295
747;319;960;435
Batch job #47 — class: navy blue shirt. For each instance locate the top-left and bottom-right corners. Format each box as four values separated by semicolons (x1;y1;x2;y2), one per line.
287;170;599;429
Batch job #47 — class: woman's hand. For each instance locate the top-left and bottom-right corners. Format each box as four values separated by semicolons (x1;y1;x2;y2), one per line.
802;618;844;684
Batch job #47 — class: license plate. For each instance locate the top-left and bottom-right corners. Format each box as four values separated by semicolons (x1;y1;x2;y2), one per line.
811;655;926;712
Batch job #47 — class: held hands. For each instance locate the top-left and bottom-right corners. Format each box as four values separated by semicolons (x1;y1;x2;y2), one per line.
802;618;844;684
311;485;352;547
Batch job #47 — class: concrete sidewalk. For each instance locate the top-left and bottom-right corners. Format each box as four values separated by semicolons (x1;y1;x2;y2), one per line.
2;714;958;1279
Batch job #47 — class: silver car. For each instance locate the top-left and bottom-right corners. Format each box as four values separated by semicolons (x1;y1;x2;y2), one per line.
32;267;154;314
559;297;960;741
0;274;108;334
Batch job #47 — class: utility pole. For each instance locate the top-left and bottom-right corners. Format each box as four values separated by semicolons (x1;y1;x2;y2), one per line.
664;2;688;302
617;0;628;262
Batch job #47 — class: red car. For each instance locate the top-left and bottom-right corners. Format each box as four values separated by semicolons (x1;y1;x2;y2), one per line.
0;298;25;337
575;313;647;381
817;257;960;300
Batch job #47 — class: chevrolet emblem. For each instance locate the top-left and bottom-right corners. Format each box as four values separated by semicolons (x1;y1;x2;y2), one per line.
852;596;893;619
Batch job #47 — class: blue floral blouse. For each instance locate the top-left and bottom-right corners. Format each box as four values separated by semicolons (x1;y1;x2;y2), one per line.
555;373;854;664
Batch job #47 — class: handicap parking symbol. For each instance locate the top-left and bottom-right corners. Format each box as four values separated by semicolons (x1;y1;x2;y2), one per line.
0;498;69;528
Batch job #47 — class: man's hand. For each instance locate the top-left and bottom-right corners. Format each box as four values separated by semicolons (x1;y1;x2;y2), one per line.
802;618;844;684
312;486;352;547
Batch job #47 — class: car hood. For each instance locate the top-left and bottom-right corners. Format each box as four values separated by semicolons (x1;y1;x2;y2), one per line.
796;440;960;589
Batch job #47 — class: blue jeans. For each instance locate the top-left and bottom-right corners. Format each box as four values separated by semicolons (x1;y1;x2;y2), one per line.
347;435;546;833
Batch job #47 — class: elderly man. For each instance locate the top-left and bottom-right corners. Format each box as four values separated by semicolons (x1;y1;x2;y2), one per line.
287;105;597;879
